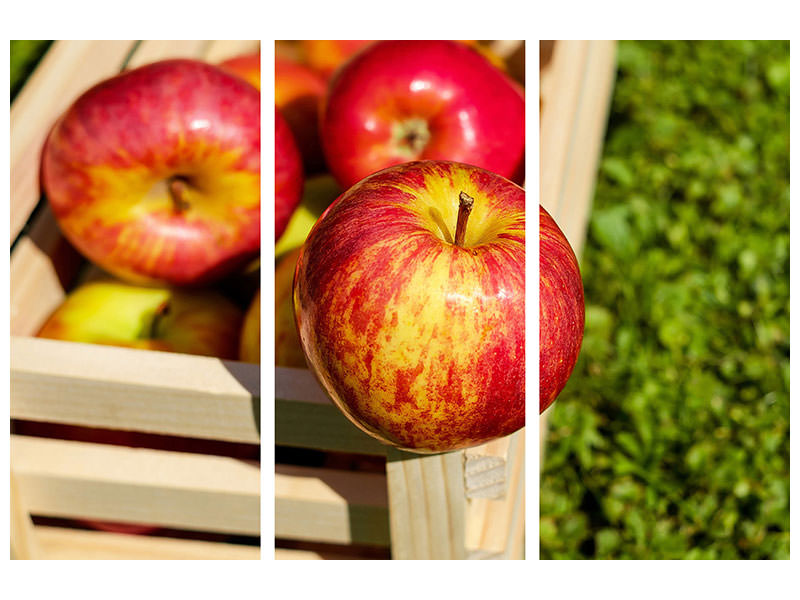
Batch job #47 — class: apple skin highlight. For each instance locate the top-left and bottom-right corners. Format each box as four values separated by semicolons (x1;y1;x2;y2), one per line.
539;205;585;413
321;40;525;190
294;161;525;453
41;59;261;286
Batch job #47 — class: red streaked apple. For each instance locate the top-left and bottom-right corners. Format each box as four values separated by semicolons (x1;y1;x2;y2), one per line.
276;107;304;241
321;40;525;189
41;59;261;286
219;51;260;90
300;40;374;79
275;174;341;260
275;56;327;174
239;289;261;363
293;161;525;453
37;279;243;359
275;247;306;368
539;205;585;413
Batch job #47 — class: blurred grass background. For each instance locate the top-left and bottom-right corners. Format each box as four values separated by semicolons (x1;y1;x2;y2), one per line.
10;40;52;101
540;40;789;560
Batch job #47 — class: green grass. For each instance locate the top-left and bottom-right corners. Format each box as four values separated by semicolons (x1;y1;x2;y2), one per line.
540;40;789;560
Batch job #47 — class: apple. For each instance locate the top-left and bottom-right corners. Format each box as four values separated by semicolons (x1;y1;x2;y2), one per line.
275;248;306;368
539;205;585;413
275;56;327;174
41;59;261;286
37;279;243;359
300;40;374;79
275;174;342;260
320;40;525;190
218;51;260;89
239;289;261;363
293;161;525;453
276;107;304;241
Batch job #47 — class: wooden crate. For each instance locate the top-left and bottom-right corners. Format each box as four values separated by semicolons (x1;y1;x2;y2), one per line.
10;40;262;560
539;40;618;457
274;40;526;561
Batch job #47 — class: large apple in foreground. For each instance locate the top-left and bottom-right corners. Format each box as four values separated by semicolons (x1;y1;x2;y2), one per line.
294;161;525;453
38;280;243;359
321;40;525;189
539;205;585;413
275;56;327;174
276;107;304;240
41;59;260;286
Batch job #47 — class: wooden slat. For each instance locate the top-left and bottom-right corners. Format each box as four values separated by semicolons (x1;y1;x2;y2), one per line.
10;336;260;444
465;429;525;559
539;40;617;461
10;470;42;559
275;366;388;455
10;40;136;242
540;40;617;255
203;40;260;63
35;526;260;560
12;435;260;535
385;448;466;559
125;40;210;67
275;464;390;546
464;434;512;499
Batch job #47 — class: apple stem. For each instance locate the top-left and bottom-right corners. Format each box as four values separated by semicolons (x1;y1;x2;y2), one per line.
169;177;191;213
454;191;474;247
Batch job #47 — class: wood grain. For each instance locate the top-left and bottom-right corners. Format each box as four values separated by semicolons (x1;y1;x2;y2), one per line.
275;464;390;546
385;448;466;559
12;435;260;535
35;526;260;560
11;336;260;443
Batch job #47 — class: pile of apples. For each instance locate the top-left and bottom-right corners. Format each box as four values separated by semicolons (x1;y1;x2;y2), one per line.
38;55;263;363
275;40;530;453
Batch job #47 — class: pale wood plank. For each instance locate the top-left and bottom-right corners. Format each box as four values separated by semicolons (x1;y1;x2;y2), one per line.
10;470;42;559
465;429;525;559
464;435;512;499
35;526;259;560
203;40;260;63
275;366;388;455
539;41;617;463
540;40;617;255
385;449;466;559
10;40;136;242
10;336;260;443
125;40;211;68
11;435;260;535
275;464;390;546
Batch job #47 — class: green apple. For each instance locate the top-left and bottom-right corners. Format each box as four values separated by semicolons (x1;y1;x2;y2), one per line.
37;280;244;359
275;174;341;260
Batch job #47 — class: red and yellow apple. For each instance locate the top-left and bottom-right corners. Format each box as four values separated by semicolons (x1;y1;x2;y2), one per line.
38;279;244;359
239;289;261;363
218;51;260;90
293;161;525;453
275;56;327;174
276;107;304;241
539;205;585;413
41;59;261;286
275;174;342;260
320;40;525;189
300;40;374;79
275;248;306;367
